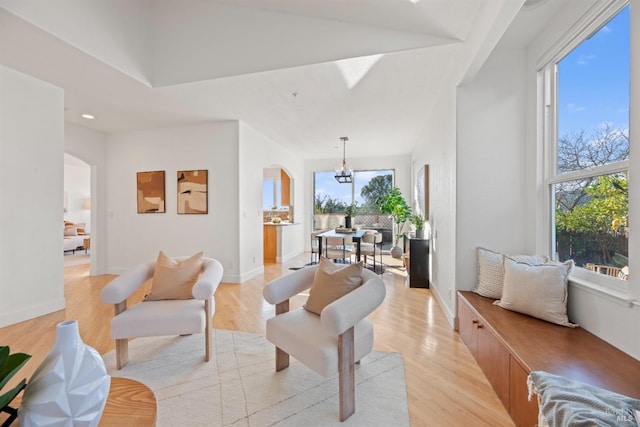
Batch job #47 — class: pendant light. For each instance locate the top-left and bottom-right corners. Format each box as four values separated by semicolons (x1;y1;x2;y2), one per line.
335;137;353;183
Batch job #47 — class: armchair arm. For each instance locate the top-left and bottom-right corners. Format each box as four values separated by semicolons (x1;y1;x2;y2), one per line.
263;265;318;305
321;273;386;336
100;260;155;304
192;258;224;300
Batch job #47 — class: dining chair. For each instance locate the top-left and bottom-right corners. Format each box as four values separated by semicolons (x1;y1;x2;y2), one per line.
361;230;383;273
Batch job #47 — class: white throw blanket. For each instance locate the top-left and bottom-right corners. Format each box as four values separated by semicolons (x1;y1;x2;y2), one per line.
528;371;640;427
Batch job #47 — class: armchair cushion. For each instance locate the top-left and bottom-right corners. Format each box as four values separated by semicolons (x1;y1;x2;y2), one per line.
111;299;208;339
304;257;363;315
266;309;374;377
146;251;203;301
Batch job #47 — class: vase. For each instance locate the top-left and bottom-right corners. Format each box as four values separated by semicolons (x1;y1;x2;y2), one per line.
345;216;352;229
19;320;111;427
416;229;424;239
390;245;403;259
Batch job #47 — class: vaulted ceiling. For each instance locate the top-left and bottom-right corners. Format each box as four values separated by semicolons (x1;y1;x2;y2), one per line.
0;0;568;158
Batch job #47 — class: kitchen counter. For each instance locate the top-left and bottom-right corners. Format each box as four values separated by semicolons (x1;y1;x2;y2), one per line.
263;222;299;263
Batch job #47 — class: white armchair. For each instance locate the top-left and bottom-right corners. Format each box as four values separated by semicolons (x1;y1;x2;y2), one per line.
101;257;223;369
263;265;386;421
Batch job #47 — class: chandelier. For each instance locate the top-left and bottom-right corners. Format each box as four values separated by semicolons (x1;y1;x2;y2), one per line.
335;136;353;183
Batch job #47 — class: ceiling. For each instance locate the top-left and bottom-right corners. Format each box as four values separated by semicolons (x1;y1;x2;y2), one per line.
0;0;569;159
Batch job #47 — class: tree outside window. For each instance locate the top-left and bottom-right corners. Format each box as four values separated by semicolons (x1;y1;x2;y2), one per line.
551;4;629;281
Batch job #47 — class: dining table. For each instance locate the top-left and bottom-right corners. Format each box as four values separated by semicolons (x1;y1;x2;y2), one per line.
317;229;367;262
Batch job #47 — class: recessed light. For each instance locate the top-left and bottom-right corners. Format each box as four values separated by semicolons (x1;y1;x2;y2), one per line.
81;114;95;120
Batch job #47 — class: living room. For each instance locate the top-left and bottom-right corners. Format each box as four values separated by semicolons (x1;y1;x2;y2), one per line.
1;0;639;425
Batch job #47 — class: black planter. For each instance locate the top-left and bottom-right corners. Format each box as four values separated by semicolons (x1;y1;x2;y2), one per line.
345;216;352;229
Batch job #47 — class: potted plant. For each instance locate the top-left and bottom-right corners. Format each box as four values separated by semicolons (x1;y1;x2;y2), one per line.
344;203;357;229
411;214;427;239
0;346;31;425
376;187;411;258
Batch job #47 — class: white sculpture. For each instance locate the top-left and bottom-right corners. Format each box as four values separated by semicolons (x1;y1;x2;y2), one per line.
19;320;111;427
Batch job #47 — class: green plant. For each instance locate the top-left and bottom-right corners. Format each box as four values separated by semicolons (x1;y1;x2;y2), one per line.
376;187;411;246
344;203;357;218
411;214;426;230
0;346;31;419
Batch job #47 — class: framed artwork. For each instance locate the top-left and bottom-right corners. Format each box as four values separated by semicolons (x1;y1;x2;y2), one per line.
177;170;208;214
137;171;166;213
416;165;429;218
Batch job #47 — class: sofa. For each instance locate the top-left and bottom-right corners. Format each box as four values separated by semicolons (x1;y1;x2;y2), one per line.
64;221;88;253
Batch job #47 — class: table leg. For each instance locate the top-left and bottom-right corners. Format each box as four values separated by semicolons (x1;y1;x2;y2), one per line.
317;235;323;259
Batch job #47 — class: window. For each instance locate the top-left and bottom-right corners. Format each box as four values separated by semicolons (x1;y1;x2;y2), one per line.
262;179;281;210
313;169;394;234
542;2;629;283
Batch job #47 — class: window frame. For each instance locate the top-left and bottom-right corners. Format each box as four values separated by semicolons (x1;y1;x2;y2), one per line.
539;0;630;292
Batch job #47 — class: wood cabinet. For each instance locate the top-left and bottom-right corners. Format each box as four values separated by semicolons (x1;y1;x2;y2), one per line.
404;236;429;288
457;290;640;427
263;225;277;263
509;357;538;426
458;296;509;410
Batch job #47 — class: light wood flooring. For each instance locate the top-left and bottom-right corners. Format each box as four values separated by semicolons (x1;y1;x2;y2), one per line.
1;253;514;426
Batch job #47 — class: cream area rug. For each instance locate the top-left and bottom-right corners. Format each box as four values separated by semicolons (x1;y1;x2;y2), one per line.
102;329;409;426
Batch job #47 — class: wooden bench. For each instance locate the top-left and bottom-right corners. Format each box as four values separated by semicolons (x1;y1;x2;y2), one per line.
457;290;640;427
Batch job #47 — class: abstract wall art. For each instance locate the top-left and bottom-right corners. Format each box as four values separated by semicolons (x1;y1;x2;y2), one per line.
137;171;166;213
177;170;208;214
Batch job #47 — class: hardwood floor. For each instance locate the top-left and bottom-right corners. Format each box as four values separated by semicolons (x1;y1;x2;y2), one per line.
1;254;514;426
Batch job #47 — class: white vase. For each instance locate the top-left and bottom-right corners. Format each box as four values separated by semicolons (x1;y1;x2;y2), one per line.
19;320;111;427
390;245;403;259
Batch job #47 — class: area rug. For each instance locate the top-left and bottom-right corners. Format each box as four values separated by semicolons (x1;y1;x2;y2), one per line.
102;329;409;426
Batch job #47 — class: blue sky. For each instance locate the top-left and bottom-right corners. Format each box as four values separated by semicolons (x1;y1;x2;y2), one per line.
558;5;629;138
313;170;394;208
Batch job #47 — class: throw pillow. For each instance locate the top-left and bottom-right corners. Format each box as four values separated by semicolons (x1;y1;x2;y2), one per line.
474;247;548;299
64;226;78;237
145;251;203;301
495;257;576;327
304;256;363;315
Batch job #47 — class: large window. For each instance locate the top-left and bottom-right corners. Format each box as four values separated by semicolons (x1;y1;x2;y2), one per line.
543;2;629;283
313;169;394;236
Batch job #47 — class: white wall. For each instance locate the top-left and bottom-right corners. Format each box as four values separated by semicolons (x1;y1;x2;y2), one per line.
64;160;90;230
456;49;530;290
238;122;305;278
102;120;303;283
0;66;65;327
104;122;242;282
411;84;459;325
65;123;108;275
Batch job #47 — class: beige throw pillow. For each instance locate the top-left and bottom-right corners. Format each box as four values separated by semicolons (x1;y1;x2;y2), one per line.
474;247;548;299
495;257;576;327
304;257;363;315
146;251;203;301
64;226;78;237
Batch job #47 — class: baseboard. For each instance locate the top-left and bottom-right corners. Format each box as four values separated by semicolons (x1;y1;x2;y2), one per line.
430;284;455;328
225;265;264;284
0;297;65;328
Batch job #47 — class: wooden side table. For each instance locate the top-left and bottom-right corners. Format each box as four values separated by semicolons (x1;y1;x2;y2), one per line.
99;377;157;426
83;236;91;254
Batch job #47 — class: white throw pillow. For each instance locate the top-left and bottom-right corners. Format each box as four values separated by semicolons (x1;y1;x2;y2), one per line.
474;247;548;299
495;257;576;327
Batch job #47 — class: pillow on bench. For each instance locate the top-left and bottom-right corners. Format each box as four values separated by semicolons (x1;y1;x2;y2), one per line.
474;247;548;299
495;257;576;327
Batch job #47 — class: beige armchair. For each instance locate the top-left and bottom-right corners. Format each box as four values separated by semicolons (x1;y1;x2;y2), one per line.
100;256;223;369
263;265;385;421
